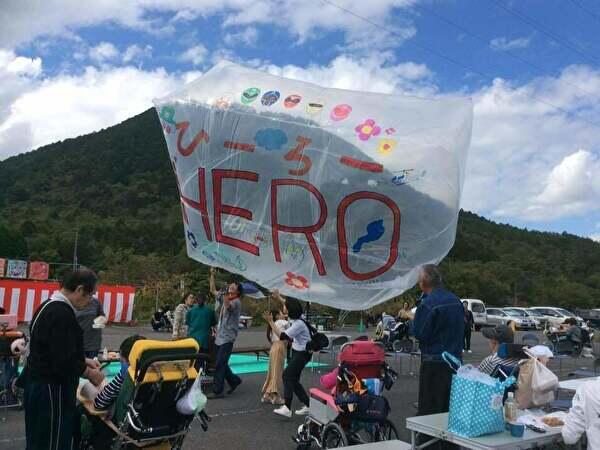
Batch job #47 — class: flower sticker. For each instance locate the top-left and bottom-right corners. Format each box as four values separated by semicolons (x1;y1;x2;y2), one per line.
355;119;381;141
377;138;397;156
285;271;309;290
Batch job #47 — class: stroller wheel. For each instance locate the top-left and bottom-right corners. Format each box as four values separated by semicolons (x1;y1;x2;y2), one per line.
322;422;348;448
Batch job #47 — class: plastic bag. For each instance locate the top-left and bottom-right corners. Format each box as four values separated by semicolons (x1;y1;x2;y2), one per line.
531;358;558;406
153;61;473;310
456;365;497;386
176;375;207;415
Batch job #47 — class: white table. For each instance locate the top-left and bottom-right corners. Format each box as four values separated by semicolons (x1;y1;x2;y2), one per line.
406;413;563;450
347;441;410;449
558;376;599;392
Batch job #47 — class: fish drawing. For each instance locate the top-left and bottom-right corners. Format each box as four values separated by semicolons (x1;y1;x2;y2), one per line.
352;219;385;253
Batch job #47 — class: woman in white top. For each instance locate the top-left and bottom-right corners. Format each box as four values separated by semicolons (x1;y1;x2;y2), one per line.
266;297;312;418
261;309;289;404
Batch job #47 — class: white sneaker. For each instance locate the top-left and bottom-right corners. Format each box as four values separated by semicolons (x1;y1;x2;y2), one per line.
274;405;292;418
468;350;473;353
295;406;310;416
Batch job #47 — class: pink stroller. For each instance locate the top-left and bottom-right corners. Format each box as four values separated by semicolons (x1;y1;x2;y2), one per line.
293;340;398;448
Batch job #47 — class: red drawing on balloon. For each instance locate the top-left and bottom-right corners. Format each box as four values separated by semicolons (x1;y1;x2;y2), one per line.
224;141;255;152
284;136;312;176
285;272;309;290
176;122;209;157
339;156;384;173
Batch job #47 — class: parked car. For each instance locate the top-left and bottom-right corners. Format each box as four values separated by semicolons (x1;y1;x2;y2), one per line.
529;307;588;329
485;308;511;326
501;308;539;330
462;299;487;331
503;307;547;329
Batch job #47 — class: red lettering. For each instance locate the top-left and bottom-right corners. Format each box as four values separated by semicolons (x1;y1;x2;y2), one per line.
339;156;383;173
284;136;312;176
271;179;327;275
337;192;401;281
170;160;189;225
180;168;212;241
213;169;260;255
176;121;209;157
224;141;255;152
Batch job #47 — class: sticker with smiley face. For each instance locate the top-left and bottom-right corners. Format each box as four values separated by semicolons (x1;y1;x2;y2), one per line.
306;100;324;116
241;87;260;105
284;94;302;108
261;91;280;106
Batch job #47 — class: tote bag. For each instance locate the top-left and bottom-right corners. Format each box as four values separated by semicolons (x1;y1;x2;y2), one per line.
443;352;515;438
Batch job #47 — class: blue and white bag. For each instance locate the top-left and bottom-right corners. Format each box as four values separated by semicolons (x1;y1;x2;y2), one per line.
442;352;515;438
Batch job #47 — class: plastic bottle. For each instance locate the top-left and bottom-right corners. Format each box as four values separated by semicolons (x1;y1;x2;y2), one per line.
504;392;517;422
103;347;108;360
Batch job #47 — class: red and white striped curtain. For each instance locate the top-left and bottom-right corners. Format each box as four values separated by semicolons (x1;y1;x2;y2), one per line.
0;279;136;323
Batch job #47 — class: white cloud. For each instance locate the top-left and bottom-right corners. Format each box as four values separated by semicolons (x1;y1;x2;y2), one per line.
0;53;188;160
0;0;418;51
490;36;532;51
89;42;119;62
462;65;600;222
261;53;434;95
590;233;600;242
223;27;259;47
180;44;208;66
122;44;153;63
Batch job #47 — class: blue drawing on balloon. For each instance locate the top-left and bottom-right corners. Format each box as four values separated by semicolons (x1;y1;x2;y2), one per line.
352;220;385;253
186;230;198;248
255;128;288;151
391;169;413;186
201;243;248;272
261;91;280;106
160;105;176;125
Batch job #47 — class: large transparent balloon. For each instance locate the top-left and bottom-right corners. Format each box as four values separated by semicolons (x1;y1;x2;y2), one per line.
154;62;472;310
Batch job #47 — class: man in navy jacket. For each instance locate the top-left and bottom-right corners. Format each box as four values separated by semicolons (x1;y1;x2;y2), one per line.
411;264;463;449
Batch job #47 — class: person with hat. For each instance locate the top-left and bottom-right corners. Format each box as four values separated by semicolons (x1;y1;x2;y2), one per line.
478;324;521;375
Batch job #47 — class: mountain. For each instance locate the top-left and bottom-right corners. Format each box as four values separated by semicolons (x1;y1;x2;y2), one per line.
1;108;599;312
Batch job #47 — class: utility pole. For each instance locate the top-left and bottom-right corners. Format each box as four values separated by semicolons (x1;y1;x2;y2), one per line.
73;230;79;270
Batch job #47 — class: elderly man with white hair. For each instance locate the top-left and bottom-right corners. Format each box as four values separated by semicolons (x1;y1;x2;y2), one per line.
411;264;464;450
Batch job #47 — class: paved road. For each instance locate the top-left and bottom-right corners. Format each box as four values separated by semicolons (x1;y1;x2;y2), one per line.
0;326;593;449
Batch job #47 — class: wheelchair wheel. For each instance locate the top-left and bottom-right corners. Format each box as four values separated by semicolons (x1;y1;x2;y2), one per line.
322;422;348;448
373;420;399;441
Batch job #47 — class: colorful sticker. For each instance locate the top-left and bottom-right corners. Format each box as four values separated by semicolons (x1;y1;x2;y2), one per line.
306;101;324;115
353;219;385;253
214;94;232;109
241;87;260;104
385;128;396;135
284;94;302;108
355;119;381;141
160;106;176;125
254;128;288;151
330;104;352;121
261;91;280;106
377;139;397;155
285;272;309;290
391;169;414;186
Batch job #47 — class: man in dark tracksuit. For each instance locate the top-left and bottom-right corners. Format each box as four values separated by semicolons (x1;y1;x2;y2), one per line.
411;264;464;450
24;269;105;450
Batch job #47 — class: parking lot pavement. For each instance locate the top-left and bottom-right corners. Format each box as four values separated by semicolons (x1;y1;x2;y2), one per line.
0;327;595;449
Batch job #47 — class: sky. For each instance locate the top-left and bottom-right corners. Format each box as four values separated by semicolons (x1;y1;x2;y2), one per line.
1;0;599;242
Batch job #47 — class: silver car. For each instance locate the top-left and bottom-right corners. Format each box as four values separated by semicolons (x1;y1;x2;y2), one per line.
485;308;511;326
502;308;539;330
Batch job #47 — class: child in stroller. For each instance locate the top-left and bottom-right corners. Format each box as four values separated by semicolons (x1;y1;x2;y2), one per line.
294;340;398;448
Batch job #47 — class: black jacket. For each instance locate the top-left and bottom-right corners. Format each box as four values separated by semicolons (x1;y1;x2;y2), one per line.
28;299;86;385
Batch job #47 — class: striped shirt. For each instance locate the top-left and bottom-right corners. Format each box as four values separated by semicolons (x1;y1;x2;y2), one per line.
478;353;520;376
94;371;125;410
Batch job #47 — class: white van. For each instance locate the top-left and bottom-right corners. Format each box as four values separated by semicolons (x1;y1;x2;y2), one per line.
462;299;487;331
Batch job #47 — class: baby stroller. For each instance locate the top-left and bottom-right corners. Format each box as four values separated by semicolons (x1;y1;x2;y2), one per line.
294;340;398;448
0;315;25;410
78;338;210;449
151;307;173;332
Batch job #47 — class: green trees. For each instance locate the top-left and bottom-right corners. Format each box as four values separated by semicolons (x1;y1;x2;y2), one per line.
0;108;599;311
